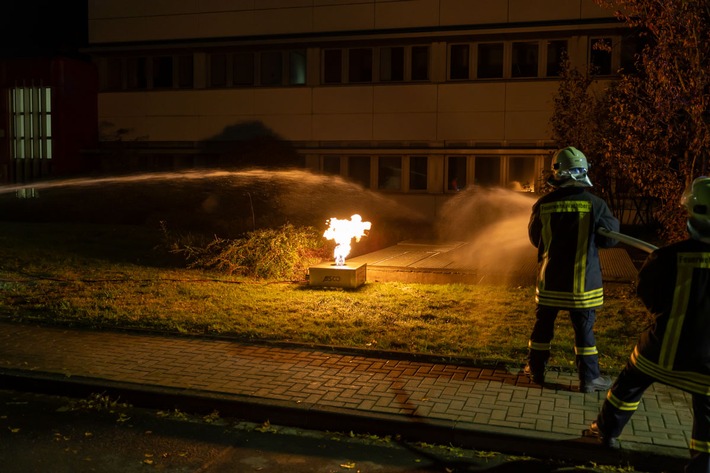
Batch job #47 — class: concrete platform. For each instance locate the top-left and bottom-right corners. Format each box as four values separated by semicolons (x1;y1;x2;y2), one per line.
348;241;638;285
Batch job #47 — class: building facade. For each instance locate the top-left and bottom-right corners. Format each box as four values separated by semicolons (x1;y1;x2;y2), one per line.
85;0;633;219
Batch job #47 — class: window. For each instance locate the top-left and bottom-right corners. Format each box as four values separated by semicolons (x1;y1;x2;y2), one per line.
449;44;470;80
512;41;538;78
152;56;173;88
210;53;227;87
348;48;373;83
233;52;255;86
348;157;371;188
207;50;303;87
474;157;501;187
104;54;194;91
323;156;340;175
447;156;467;191
106;57;123;91
590;37;613;75
378;156;402;190
260;51;283;86
546;40;567;77
177;55;194;88
508;157;536;192
380;47;404;82
443;38;575;81
126;57;147;89
323;45;429;84
289;50;307;85
10;86;52;161
411;46;429;81
324;49;342;84
477;43;504;79
409;156;428;191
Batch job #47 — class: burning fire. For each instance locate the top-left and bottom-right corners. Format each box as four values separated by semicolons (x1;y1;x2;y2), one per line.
323;214;371;266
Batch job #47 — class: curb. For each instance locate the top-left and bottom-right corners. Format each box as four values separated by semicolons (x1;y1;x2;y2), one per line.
0;367;688;473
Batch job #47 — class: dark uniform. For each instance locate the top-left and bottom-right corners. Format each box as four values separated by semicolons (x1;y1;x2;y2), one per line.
527;186;619;385
594;238;710;472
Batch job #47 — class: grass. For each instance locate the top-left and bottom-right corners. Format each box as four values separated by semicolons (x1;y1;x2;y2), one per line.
0;221;653;373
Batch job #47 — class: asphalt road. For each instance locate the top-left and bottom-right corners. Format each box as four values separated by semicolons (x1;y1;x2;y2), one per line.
0;388;645;473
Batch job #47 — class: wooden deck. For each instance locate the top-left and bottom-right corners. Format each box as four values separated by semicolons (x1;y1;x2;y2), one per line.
347;241;638;285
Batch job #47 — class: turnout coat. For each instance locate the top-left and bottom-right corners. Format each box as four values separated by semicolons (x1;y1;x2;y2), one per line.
634;238;710;395
528;187;619;309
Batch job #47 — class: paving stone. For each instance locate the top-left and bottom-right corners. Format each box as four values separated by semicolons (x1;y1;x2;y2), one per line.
0;321;695;464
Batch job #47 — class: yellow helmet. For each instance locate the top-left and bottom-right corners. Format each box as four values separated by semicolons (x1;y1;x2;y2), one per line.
548;146;592;188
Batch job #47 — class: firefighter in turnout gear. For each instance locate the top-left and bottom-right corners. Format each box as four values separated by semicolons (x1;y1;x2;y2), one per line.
588;177;710;472
525;146;619;392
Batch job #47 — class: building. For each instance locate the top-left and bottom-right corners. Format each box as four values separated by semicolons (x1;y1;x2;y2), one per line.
8;1;636;220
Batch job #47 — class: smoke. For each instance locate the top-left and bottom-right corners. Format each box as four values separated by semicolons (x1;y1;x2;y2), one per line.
436;187;538;284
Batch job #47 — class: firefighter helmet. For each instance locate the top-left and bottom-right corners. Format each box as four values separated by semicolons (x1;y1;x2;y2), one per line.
682;176;710;238
548;146;593;188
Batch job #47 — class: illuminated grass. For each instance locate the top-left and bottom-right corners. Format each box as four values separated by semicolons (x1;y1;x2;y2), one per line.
0;222;651;372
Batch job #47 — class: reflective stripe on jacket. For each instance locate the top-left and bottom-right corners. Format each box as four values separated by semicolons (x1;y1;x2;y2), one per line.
634;241;710;395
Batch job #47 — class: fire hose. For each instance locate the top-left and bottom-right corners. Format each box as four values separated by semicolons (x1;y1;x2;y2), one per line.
597;227;658;254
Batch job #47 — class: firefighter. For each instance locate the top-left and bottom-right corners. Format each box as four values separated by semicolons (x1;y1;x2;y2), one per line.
587;176;710;472
524;146;619;392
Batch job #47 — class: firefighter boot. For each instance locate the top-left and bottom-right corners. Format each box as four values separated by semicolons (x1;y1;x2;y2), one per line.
584;421;620;449
580;376;612;393
523;364;545;385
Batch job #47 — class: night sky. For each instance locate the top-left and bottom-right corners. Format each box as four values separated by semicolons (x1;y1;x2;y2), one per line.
0;0;88;57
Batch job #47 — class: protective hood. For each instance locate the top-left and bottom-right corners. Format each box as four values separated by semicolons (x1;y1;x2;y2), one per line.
688;218;710;244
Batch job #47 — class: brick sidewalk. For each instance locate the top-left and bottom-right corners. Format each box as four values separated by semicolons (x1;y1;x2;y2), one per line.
0;321;692;471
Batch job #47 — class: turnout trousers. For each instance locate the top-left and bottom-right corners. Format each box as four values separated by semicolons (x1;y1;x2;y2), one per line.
596;362;710;473
527;305;601;382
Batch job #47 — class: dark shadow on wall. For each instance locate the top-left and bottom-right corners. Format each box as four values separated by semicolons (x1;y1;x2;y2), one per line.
198;121;303;169
87;120;303;175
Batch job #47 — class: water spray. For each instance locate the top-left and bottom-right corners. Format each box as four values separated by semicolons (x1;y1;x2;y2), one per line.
597;227;658;254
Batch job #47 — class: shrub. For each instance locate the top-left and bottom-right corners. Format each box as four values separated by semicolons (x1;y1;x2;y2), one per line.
173;224;331;280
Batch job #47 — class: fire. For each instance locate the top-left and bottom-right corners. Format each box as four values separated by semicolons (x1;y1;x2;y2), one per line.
323;214;371;266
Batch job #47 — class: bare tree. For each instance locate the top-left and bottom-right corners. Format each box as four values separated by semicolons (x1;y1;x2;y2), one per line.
549;57;614;202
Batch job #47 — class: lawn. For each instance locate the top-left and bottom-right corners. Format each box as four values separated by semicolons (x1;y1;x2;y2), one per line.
0;220;652;373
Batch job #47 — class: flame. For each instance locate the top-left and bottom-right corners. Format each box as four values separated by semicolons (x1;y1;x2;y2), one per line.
323;214;371;266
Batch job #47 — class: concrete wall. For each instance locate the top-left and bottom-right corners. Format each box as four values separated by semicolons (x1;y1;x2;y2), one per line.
88;0;612;44
98;79;557;144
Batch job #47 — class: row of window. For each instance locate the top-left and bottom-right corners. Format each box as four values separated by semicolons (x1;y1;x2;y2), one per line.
323;45;430;84
100;34;639;91
321;155;540;194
